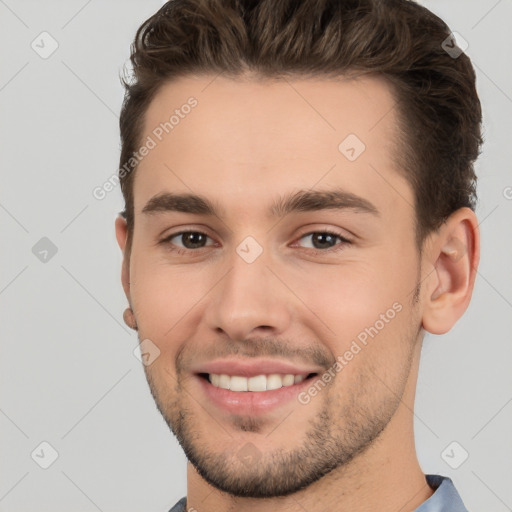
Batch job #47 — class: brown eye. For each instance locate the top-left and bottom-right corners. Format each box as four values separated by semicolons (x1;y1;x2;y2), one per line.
160;230;214;252
296;231;352;252
177;232;208;249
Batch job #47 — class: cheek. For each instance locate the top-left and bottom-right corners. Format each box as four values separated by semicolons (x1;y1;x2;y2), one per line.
290;252;418;384
129;257;210;340
291;259;412;341
326;305;417;409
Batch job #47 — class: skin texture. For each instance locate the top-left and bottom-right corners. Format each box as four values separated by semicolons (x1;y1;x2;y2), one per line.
115;74;479;512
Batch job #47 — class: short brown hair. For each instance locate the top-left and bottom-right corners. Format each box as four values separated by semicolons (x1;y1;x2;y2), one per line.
118;0;483;258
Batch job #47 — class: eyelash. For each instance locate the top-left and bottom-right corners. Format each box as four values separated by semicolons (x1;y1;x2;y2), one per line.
159;229;352;256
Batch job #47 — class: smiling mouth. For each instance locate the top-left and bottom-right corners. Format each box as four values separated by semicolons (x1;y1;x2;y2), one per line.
197;372;318;392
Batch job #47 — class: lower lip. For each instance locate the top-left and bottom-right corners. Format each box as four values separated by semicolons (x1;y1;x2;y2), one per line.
195;374;316;415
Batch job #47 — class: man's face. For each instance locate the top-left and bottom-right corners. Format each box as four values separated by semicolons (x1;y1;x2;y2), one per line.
116;74;425;497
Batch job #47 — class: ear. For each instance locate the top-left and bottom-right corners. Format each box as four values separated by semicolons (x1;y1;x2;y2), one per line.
115;215;131;303
421;207;480;335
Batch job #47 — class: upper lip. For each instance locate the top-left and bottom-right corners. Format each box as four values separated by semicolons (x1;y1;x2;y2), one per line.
192;358;322;378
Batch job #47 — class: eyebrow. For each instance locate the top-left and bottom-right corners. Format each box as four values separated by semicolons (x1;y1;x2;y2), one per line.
141;188;380;219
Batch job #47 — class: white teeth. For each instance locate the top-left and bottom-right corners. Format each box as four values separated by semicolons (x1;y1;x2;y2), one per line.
229;376;248;392
248;375;267;391
207;373;310;392
266;374;284;390
218;374;231;389
282;374;295;386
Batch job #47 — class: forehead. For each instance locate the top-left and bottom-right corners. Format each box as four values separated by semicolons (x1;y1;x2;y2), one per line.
133;73;411;221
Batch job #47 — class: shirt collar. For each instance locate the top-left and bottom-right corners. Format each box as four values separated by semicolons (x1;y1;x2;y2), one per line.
414;474;469;512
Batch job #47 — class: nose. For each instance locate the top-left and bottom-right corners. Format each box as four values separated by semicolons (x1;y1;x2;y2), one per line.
204;247;293;343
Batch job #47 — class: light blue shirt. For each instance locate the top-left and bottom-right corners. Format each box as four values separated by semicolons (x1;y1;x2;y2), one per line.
417;475;469;511
168;474;469;511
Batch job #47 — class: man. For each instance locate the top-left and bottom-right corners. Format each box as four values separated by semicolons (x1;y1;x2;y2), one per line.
115;0;482;510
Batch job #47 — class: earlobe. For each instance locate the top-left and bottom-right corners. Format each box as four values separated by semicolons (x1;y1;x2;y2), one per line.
422;208;480;335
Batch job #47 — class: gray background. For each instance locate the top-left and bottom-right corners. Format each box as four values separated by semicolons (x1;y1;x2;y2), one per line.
0;1;511;511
